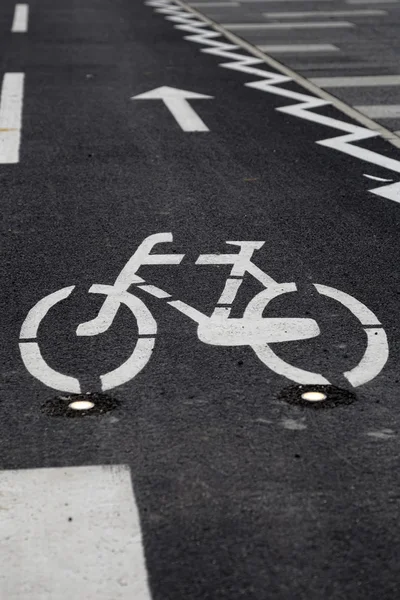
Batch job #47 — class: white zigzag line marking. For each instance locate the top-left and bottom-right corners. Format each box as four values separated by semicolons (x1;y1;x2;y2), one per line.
145;0;400;203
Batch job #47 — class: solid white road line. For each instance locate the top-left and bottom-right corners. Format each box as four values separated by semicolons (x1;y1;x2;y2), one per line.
257;43;339;53
0;465;152;600
263;9;386;16
0;73;24;164
310;75;400;87
223;21;355;29
12;4;29;32
355;105;400;118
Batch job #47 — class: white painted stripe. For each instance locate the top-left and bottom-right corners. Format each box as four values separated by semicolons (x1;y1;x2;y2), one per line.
191;0;335;2
370;181;400;203
257;43;339;53
355;105;400;118
190;1;239;5
263;9;385;16
0;73;24;164
11;4;29;32
310;75;400;87
347;0;397;3
395;130;400;136
223;21;355;29
298;61;398;70
363;174;393;182
0;465;152;600
238;0;337;2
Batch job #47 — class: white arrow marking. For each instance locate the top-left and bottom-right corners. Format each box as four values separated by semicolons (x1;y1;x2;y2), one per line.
132;85;213;131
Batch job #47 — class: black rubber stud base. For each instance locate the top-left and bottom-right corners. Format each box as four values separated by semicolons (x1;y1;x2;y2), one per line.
41;393;120;418
278;384;356;409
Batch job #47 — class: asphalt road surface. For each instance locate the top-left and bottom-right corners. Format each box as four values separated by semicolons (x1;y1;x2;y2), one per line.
1;0;400;598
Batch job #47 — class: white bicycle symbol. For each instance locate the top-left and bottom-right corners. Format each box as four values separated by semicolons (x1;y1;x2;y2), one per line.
19;233;388;393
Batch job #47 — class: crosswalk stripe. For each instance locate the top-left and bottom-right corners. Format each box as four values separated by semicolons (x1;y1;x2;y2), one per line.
190;1;239;5
310;75;400;87
222;21;355;29
346;0;398;3
355;105;400;118
257;43;339;53
263;9;386;16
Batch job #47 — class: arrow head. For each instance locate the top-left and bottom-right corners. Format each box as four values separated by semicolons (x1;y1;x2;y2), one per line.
131;86;213;100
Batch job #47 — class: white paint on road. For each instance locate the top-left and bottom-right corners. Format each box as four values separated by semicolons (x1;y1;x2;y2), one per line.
314;284;388;387
257;44;339;53
363;174;393;182
132;86;213;131
366;429;396;439
20;282;157;393
311;75;400;87
11;4;29;32
0;465;152;600
19;342;82;393
263;9;386;17
153;0;400;153
20;285;75;339
0;73;24;164
347;0;397;3
314;284;381;326
281;418;307;430
238;0;337;2
355;104;400;118
223;21;355;29
19;230;390;389
369;181;400;203
190;1;239;5
344;327;389;387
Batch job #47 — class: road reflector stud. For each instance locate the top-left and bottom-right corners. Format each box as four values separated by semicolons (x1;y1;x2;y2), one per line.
69;400;95;411
301;391;327;402
278;384;356;408
41;393;120;417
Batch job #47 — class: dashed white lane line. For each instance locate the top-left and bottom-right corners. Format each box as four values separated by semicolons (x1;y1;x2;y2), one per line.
257;44;339;53
222;21;355;29
263;9;386;17
310;75;400;87
355;105;400;118
11;4;29;32
0;465;152;600
0;73;24;164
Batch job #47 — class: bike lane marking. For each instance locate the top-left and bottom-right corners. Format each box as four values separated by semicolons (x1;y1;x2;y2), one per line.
11;4;29;32
0;465;152;599
0;73;24;164
18;234;389;393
